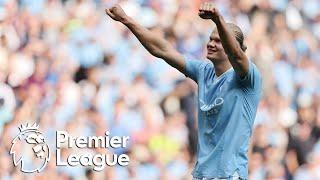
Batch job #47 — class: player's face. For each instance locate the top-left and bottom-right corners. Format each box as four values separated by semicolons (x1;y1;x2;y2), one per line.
206;30;228;62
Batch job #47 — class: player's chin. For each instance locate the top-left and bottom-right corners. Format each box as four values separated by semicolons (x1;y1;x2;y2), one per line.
206;53;215;60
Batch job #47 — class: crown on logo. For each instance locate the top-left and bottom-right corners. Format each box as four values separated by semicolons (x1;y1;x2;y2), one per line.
18;123;39;132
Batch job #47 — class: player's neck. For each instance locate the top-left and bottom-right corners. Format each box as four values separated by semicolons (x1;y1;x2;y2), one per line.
213;61;232;77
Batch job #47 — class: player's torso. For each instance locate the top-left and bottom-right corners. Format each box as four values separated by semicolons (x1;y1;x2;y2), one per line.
198;68;242;118
196;67;253;154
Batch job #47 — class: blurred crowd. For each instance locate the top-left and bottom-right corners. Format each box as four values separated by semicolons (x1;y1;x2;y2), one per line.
0;0;319;179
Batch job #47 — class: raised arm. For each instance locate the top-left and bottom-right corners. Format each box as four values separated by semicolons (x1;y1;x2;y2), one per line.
199;2;249;78
105;5;185;74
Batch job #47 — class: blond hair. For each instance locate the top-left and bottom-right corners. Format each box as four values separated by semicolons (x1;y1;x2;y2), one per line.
226;23;247;52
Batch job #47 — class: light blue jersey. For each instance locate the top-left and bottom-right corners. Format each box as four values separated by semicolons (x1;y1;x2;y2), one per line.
184;57;262;180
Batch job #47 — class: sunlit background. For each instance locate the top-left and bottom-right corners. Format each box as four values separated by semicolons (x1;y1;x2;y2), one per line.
0;0;319;179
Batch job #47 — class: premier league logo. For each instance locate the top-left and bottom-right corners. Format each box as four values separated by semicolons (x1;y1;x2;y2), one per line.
10;123;50;173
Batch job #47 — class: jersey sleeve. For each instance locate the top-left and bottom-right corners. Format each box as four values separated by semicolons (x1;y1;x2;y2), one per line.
184;55;205;82
237;61;262;94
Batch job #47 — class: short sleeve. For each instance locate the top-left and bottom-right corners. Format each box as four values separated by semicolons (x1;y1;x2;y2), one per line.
184;55;204;82
237;61;262;93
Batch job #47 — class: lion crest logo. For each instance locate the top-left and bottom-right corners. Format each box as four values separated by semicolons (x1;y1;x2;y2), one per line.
10;123;50;173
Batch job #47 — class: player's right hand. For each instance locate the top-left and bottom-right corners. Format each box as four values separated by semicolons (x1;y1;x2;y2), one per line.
105;5;127;22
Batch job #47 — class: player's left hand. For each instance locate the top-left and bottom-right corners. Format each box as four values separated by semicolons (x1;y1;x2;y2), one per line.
199;2;220;21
